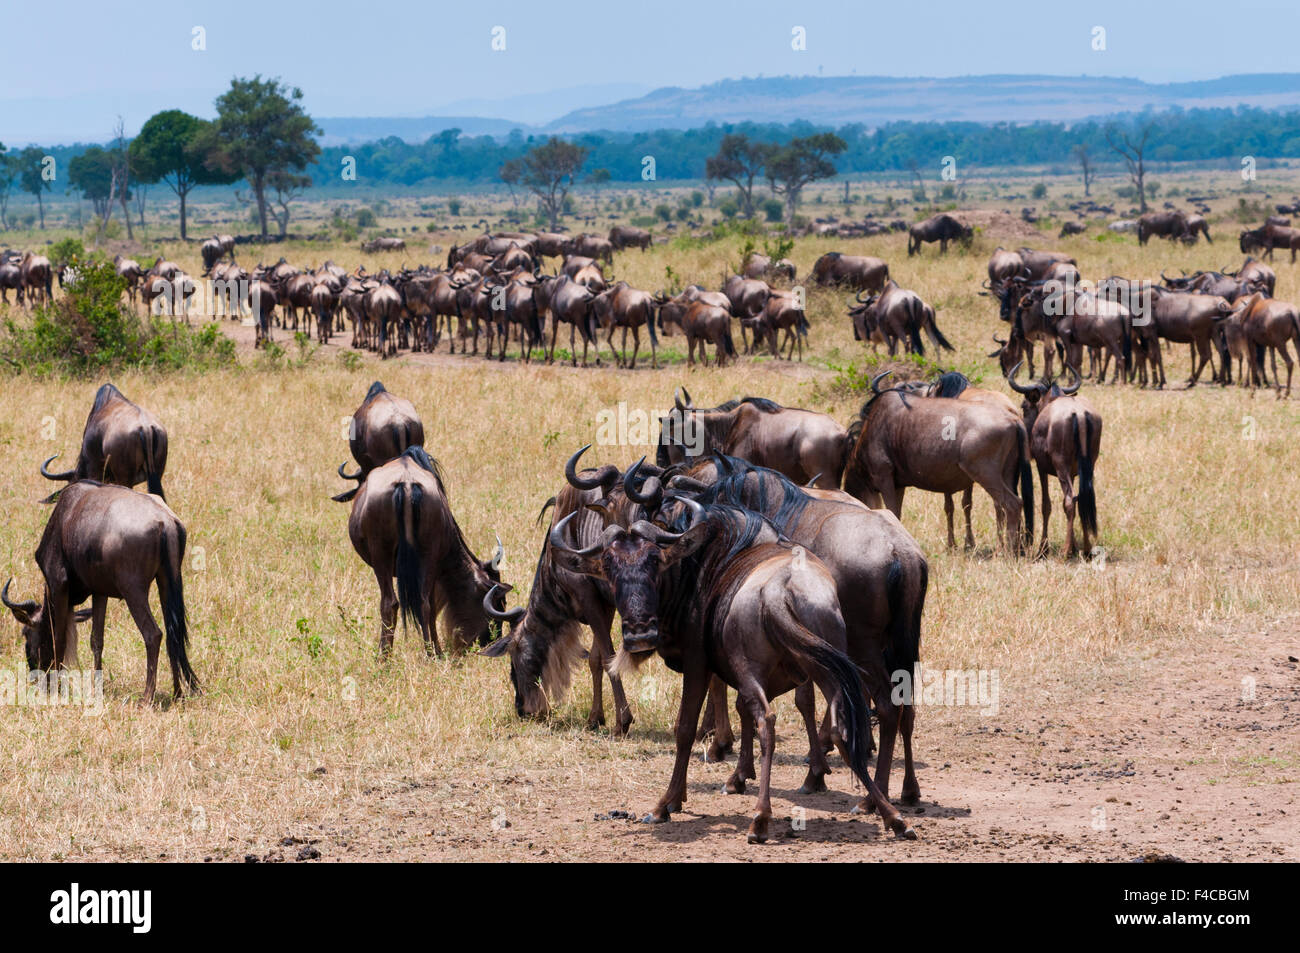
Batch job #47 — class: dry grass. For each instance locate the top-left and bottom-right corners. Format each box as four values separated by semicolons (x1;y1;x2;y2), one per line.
1;180;1298;860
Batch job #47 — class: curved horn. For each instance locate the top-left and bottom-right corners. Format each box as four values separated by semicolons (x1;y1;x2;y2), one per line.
482;584;525;624
805;473;824;488
1006;361;1038;395
1;578;38;621
623;457;664;510
40;454;75;482
336;461;363;482
870;371;893;394
548;511;603;558
632;495;706;544
673;388;685;412
564;445;619;491
679;386;694;408
1061;364;1082;395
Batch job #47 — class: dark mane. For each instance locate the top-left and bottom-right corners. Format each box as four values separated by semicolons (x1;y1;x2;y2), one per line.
665;495;776;563
712;396;782;414
91;383;124;414
400;445;446;493
930;371;970;399
364;380;387;401
694;454;813;532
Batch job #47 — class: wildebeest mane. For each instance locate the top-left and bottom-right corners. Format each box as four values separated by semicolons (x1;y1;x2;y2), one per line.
90;382;123;415
930;371;971;399
399;445;446;493
364;380;388;401
696;454;814;531
711;396;782;414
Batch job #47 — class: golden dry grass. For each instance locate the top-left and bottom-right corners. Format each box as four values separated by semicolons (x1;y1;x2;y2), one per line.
0;181;1298;860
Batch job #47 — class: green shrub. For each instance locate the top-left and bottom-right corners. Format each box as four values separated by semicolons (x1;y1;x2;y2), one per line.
1031;183;1048;199
2;260;236;376
355;207;378;228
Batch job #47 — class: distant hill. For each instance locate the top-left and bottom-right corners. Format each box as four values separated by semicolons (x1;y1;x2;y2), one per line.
542;73;1300;133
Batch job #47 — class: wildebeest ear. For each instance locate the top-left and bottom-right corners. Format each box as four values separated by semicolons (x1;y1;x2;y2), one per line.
551;547;603;578
661;524;710;567
479;634;513;658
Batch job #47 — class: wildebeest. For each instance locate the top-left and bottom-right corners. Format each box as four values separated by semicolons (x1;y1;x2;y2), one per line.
662;454;929;805
987;247;1025;288
546;275;602;366
656;390;848;490
608;225;652;252
361;236;407;253
564;233;614;264
590;281;658;369
1182;214;1212;244
1232;292;1300;397
543;496;916;842
849;281;952;357
1016;248;1077;281
3;481;197;704
753;289;809;361
41;384;167;502
18;251;54;306
844;373;1032;553
657;295;736;367
810;252;889;292
333;381;425;502
200;234;236;275
1007;364;1102;557
347;446;506;656
742;252;795;283
1139;287;1233;388
1137;210;1188;245
907;214;972;256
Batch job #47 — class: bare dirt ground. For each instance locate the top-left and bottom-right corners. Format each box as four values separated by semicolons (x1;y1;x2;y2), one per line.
234;618;1297;863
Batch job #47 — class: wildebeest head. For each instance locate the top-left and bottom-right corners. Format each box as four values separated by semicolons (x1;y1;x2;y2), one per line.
546;498;707;657
1007;361;1080;429
1;578;90;671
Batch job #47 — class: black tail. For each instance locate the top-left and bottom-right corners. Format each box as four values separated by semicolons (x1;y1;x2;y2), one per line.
722;326;736;357
907;323;925;355
925;309;954;352
646;304;658;347
1075;415;1097;538
393;482;424;632
159;528;198;693
1017;424;1034;546
797;311;810;337
1121;314;1133;372
881;558;925;680
141;426;165;500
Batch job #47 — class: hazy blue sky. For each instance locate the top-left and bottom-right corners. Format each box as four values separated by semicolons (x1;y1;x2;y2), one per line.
3;0;1298;143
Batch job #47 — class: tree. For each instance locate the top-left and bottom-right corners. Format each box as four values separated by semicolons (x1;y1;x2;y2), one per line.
67;147;120;221
268;171;312;237
208;76;321;238
499;158;523;208
0;143;13;230
17;146;51;229
111;118;134;241
765;133;846;223
1073;143;1096;197
131;109;236;240
706;134;772;219
1105;123;1153;213
520;137;588;230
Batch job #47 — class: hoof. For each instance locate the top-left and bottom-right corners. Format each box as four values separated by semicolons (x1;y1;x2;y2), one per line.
704;743;728;764
747;817;770;844
899;791;921;806
640;812;669;825
798;773;827;795
849;798;871;815
893;824;918;841
724;777;746;795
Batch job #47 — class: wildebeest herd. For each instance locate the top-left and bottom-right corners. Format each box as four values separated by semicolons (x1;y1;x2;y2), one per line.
4;215;1299;845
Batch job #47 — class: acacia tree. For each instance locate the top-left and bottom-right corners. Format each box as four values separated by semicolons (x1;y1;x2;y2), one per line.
17;146;51;229
499;158;523;208
1105;122;1153;212
131;109;236;240
67;146;119;222
0;143;13;230
208;76;321;238
1073;143;1096;197
520;138;588;230
268;171;312;236
706;134;772;219
765;133;847;223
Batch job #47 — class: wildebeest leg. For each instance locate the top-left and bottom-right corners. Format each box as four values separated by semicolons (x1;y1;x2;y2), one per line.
701;674;734;761
878;479;904;519
743;686;777;843
422;584;444;658
628;327;640;370
962;486;976;549
725;700;755;794
644;661;709;824
1036;460;1052;557
122;587;163;705
1058;468;1078;558
1189;338;1210;386
795;681;829;794
90;595;108;674
943;493;957;549
374;566;398;657
898;701;920;804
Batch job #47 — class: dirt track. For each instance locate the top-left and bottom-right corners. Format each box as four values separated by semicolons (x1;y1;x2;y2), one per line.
233;619;1297;863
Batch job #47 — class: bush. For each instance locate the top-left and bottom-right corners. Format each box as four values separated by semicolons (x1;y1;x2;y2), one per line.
719;199;739;220
2;260;236;376
762;199;784;222
654;203;672;222
1031;183;1048;199
49;237;86;269
355;207;378;228
447;199;461;216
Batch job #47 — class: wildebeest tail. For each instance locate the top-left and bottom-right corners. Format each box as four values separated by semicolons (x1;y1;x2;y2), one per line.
1017;424;1034;544
925;308;954;352
1121;313;1133;368
1075;415;1097;538
646;303;658;347
722;325;736;357
159;526;198;692
140;425;165;500
393;482;424;632
797;310;810;337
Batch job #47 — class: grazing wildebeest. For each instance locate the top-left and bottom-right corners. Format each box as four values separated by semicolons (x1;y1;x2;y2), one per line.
546;274;601;366
849;281;952;357
656;390;848;490
1233;292;1300;397
844;373;1032;553
113;255;145;309
544;496;916;842
742;252;795;283
657;296;736;367
1016;248;1077;281
1182;214;1212;244
564;233;614;264
590;281;658;368
810;252;889;292
4;481;197;705
480;448;637;733
662;455;929;806
1139;287;1233;388
753;289;809;361
1007;364;1102;557
907;213;972;256
986;247;1025;289
18;252;54;306
41;383;167;502
332;381;425;502
608;225;652;252
347;446;505;656
0;255;22;304
1137;210;1188;245
1258;222;1300;263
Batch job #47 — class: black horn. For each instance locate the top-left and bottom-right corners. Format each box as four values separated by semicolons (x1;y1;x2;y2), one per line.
40;454;75;482
483;584;525;624
565;444;619;491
